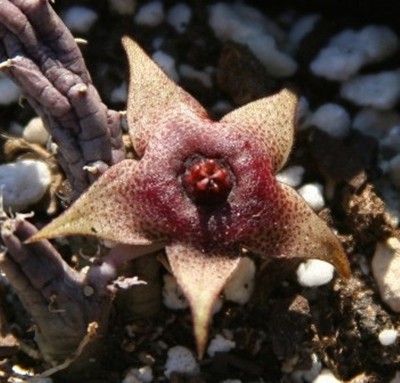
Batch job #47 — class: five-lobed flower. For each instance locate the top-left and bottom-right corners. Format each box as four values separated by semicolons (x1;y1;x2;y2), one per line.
29;37;350;358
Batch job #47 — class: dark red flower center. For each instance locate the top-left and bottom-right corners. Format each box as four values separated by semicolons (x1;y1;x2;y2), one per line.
182;157;234;205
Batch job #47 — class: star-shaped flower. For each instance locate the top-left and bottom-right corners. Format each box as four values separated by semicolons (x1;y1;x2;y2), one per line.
30;37;350;357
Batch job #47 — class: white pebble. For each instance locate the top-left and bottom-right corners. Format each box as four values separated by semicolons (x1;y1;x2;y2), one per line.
0;160;51;211
391;371;400;383
307;103;351;138
312;369;341;383
179;64;212;88
297;183;325;211
358;25;399;64
381;125;400;154
288;14;320;51
162;274;188;310
291;353;321;383
62;6;98;33
122;366;153;383
297;96;311;130
378;329;398;346
22;117;49;145
310;25;398;81
223;257;255;304
208;3;297;77
0;74;21;105
297;259;335;287
388;155;400;189
110;81;128;104
108;0;136;15
341;70;400;110
353;108;400;138
164;345;199;378
152;51;179;82
166;3;192;33
207;334;235;357
276;166;305;188
211;100;234;116
8;121;23;136
372;238;400;312
134;1;164;27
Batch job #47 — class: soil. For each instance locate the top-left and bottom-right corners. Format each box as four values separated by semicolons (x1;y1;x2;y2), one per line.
0;1;399;382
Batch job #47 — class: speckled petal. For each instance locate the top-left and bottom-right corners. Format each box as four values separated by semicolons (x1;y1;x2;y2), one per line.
221;89;298;173
122;37;208;157
28;160;161;245
243;182;350;278
166;242;240;358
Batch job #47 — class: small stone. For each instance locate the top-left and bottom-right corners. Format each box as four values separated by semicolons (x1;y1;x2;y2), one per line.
223;257;255;304
207;334;235;357
288;14;320;52
290;353;321;382
353;108;400;139
276;166;305;188
110;81;128;104
0;74;21;105
108;0;136;15
208;3;297;77
312;369;341;383
307;103;351;138
0;160;51;211
179;64;212;88
310;25;398;81
152;51;179;82
341;70;400;110
381;125;400;155
22;117;50;145
296;259;334;287
372;238;400;312
378;328;398;346
166;3;192;33
62;6;98;33
162;274;188;310
391;371;400;383
164;345;199;378
134;1;164;27
0;332;19;358
297;183;325;211
123;366;153;383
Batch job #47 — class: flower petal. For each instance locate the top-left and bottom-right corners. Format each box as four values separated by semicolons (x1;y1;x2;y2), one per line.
166;242;240;358
122;37;208;157
243;182;350;278
221;89;298;173
28;160;162;245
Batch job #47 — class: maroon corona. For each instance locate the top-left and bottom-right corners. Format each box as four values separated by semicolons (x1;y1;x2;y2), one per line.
182;157;233;205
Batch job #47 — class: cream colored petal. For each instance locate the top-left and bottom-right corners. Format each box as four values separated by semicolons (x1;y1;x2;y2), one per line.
243;182;350;278
166;242;240;358
221;89;298;173
122;37;208;157
28;160;162;245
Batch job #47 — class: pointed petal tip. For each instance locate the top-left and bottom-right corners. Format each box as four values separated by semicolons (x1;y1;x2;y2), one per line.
166;243;240;361
192;304;210;360
332;245;351;279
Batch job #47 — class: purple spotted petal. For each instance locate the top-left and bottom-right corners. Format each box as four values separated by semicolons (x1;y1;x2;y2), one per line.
29;160;164;245
243;182;350;278
122;37;208;157
166;242;240;358
221;89;298;173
